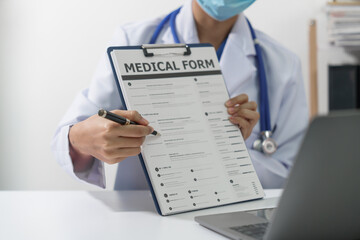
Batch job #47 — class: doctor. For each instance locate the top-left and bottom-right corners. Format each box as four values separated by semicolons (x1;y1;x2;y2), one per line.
52;0;308;189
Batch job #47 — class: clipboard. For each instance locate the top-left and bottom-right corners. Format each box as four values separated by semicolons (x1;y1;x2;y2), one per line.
108;43;264;216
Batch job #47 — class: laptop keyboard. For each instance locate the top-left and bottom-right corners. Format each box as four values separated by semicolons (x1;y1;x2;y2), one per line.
230;222;269;240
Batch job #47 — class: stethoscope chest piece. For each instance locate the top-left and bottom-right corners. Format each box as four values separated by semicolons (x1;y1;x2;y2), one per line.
253;131;277;155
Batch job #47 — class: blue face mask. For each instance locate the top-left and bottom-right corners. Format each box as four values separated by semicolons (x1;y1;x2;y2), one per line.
196;0;256;21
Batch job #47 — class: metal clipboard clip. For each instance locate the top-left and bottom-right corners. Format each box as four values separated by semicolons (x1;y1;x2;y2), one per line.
141;44;191;57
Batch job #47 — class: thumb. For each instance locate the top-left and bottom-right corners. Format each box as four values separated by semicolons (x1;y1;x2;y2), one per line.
111;110;149;125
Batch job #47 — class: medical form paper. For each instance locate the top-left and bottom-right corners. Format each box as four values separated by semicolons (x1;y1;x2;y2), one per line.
108;44;264;215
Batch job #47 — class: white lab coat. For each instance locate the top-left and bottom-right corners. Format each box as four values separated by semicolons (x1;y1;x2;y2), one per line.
51;0;308;189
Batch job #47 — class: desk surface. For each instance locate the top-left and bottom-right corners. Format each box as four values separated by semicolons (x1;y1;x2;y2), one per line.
0;190;281;240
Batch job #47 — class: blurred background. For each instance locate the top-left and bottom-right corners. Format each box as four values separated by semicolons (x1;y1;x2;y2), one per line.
1;0;357;190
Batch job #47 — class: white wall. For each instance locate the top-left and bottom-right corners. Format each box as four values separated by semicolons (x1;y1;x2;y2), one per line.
0;0;328;190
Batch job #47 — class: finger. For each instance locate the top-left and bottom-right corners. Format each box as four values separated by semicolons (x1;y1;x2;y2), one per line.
103;136;146;149
232;109;260;122
110;147;142;158
227;102;258;115
101;147;142;164
238;101;257;111
229;116;251;139
111;110;149;125
103;123;154;137
225;94;249;107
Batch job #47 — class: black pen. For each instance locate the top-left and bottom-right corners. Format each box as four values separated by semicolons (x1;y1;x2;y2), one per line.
98;109;160;136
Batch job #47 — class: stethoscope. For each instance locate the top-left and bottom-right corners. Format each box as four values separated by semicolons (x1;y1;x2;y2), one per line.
149;8;277;155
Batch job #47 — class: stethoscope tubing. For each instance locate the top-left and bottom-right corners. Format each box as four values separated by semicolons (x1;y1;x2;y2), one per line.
245;19;271;132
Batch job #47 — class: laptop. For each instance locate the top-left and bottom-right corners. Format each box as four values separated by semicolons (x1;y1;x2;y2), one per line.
195;111;360;240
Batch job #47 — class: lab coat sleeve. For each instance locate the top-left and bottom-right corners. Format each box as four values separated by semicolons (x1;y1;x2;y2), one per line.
246;56;309;189
51;27;129;188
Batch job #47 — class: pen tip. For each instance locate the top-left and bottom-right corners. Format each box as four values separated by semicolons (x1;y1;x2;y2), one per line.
151;131;161;136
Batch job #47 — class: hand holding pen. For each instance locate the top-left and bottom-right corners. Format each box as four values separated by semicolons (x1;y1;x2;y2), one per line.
68;109;159;171
98;109;160;136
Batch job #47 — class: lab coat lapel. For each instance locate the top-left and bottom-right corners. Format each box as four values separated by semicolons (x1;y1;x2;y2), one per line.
159;0;199;44
220;14;257;98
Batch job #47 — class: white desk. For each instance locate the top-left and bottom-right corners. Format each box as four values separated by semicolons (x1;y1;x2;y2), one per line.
0;190;281;240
